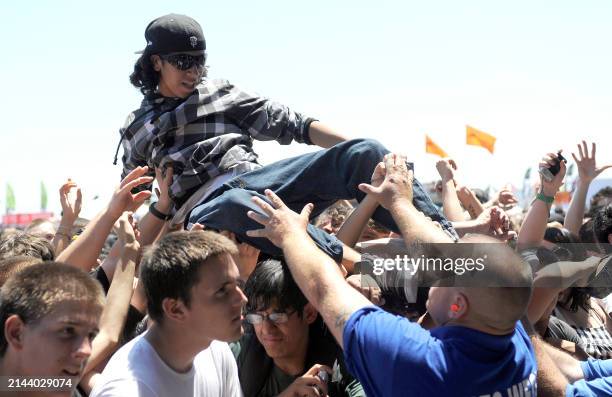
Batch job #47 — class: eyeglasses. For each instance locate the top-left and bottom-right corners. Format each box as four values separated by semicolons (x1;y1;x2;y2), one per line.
245;310;296;325
160;53;205;71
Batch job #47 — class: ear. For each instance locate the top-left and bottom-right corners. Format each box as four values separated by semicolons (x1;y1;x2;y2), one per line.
150;55;162;72
448;293;469;320
4;315;26;351
607;233;612;245
161;298;189;323
302;303;318;325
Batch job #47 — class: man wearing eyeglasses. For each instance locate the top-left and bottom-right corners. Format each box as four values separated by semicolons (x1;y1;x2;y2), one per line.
231;259;364;397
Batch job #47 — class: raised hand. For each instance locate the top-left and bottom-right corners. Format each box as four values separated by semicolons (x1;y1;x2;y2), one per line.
495;188;519;209
154;165;174;212
246;189;312;248
436;158;457;184
539;151;567;197
370;161;386;188
59;179;82;223
476;206;512;240
358;153;413;210
116;211;140;250
108;166;154;220
571;141;612;183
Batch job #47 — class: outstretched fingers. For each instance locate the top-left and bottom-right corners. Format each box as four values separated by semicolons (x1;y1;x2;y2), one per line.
246;209;269;226
251;196;275;217
120;166;150;188
263;189;287;210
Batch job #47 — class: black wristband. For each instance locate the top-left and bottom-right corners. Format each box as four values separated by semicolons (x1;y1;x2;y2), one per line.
303;118;318;145
149;202;172;221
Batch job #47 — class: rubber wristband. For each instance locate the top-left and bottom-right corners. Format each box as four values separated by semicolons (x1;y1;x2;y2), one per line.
536;192;555;204
149;202;172;221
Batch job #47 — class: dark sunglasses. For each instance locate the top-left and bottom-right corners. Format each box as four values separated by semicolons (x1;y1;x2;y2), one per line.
160;53;205;71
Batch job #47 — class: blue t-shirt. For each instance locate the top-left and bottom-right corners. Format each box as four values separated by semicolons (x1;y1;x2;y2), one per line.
566;358;612;396
343;306;537;397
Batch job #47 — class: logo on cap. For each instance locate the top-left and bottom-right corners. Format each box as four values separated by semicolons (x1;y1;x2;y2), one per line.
189;36;198;48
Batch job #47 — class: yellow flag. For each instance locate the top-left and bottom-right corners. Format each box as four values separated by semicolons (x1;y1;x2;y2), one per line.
466;125;496;154
425;135;448;158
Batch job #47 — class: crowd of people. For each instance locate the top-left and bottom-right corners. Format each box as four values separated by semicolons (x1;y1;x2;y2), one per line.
1;12;612;397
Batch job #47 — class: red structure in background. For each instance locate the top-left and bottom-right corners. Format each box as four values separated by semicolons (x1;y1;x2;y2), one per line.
2;212;54;227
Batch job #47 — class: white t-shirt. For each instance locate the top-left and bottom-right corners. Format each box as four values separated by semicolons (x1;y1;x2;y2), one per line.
600;295;612;316
90;332;242;397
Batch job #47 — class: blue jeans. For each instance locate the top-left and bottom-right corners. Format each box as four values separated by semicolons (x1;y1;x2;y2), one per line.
189;139;454;262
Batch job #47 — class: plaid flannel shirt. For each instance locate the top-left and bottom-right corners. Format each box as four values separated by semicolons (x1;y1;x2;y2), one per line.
118;78;316;209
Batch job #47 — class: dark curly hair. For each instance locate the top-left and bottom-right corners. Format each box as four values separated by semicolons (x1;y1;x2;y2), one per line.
593;204;612;253
129;51;209;97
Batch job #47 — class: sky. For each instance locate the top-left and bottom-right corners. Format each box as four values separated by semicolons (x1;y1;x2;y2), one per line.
1;0;612;218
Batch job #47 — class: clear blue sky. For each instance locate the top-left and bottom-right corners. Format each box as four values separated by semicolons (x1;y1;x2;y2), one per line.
2;0;611;216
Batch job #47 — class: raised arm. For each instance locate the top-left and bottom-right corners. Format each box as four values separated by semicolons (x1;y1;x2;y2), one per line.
455;185;486;219
136;166;174;247
335;162;384;247
80;212;140;394
56;167;152;271
358;154;453;245
518;152;566;250
246;191;372;347
565;141;612;235
52;180;82;256
527;256;604;322
435;158;466;222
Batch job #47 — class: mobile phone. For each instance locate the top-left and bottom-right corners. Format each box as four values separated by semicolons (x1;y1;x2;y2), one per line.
539;151;566;182
317;370;329;383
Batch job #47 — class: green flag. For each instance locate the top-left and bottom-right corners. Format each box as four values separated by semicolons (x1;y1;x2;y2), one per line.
40;181;48;211
5;184;15;213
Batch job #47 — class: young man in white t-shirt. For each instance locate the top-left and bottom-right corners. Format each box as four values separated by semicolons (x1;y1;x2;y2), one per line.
91;231;247;397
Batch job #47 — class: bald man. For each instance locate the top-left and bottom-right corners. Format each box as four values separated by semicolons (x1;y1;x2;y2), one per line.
246;154;537;396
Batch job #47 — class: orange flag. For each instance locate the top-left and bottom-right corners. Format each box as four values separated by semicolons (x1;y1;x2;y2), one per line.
425;135;448;158
466;125;496;154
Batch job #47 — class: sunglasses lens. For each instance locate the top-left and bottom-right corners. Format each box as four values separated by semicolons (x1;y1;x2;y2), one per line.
164;54;204;70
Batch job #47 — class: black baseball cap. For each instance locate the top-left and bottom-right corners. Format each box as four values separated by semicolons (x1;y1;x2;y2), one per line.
136;14;206;55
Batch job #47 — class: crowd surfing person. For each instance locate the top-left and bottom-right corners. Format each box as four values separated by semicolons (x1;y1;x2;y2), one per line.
116;13;457;263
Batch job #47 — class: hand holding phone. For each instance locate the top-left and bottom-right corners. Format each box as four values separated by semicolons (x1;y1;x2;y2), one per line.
539;151;566;182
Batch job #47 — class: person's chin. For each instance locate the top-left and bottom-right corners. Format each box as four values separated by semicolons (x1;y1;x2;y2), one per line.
219;323;244;342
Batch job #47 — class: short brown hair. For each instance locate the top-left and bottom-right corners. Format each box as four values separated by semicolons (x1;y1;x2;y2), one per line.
140;231;237;323
0;262;104;356
0;256;42;287
0;232;54;261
